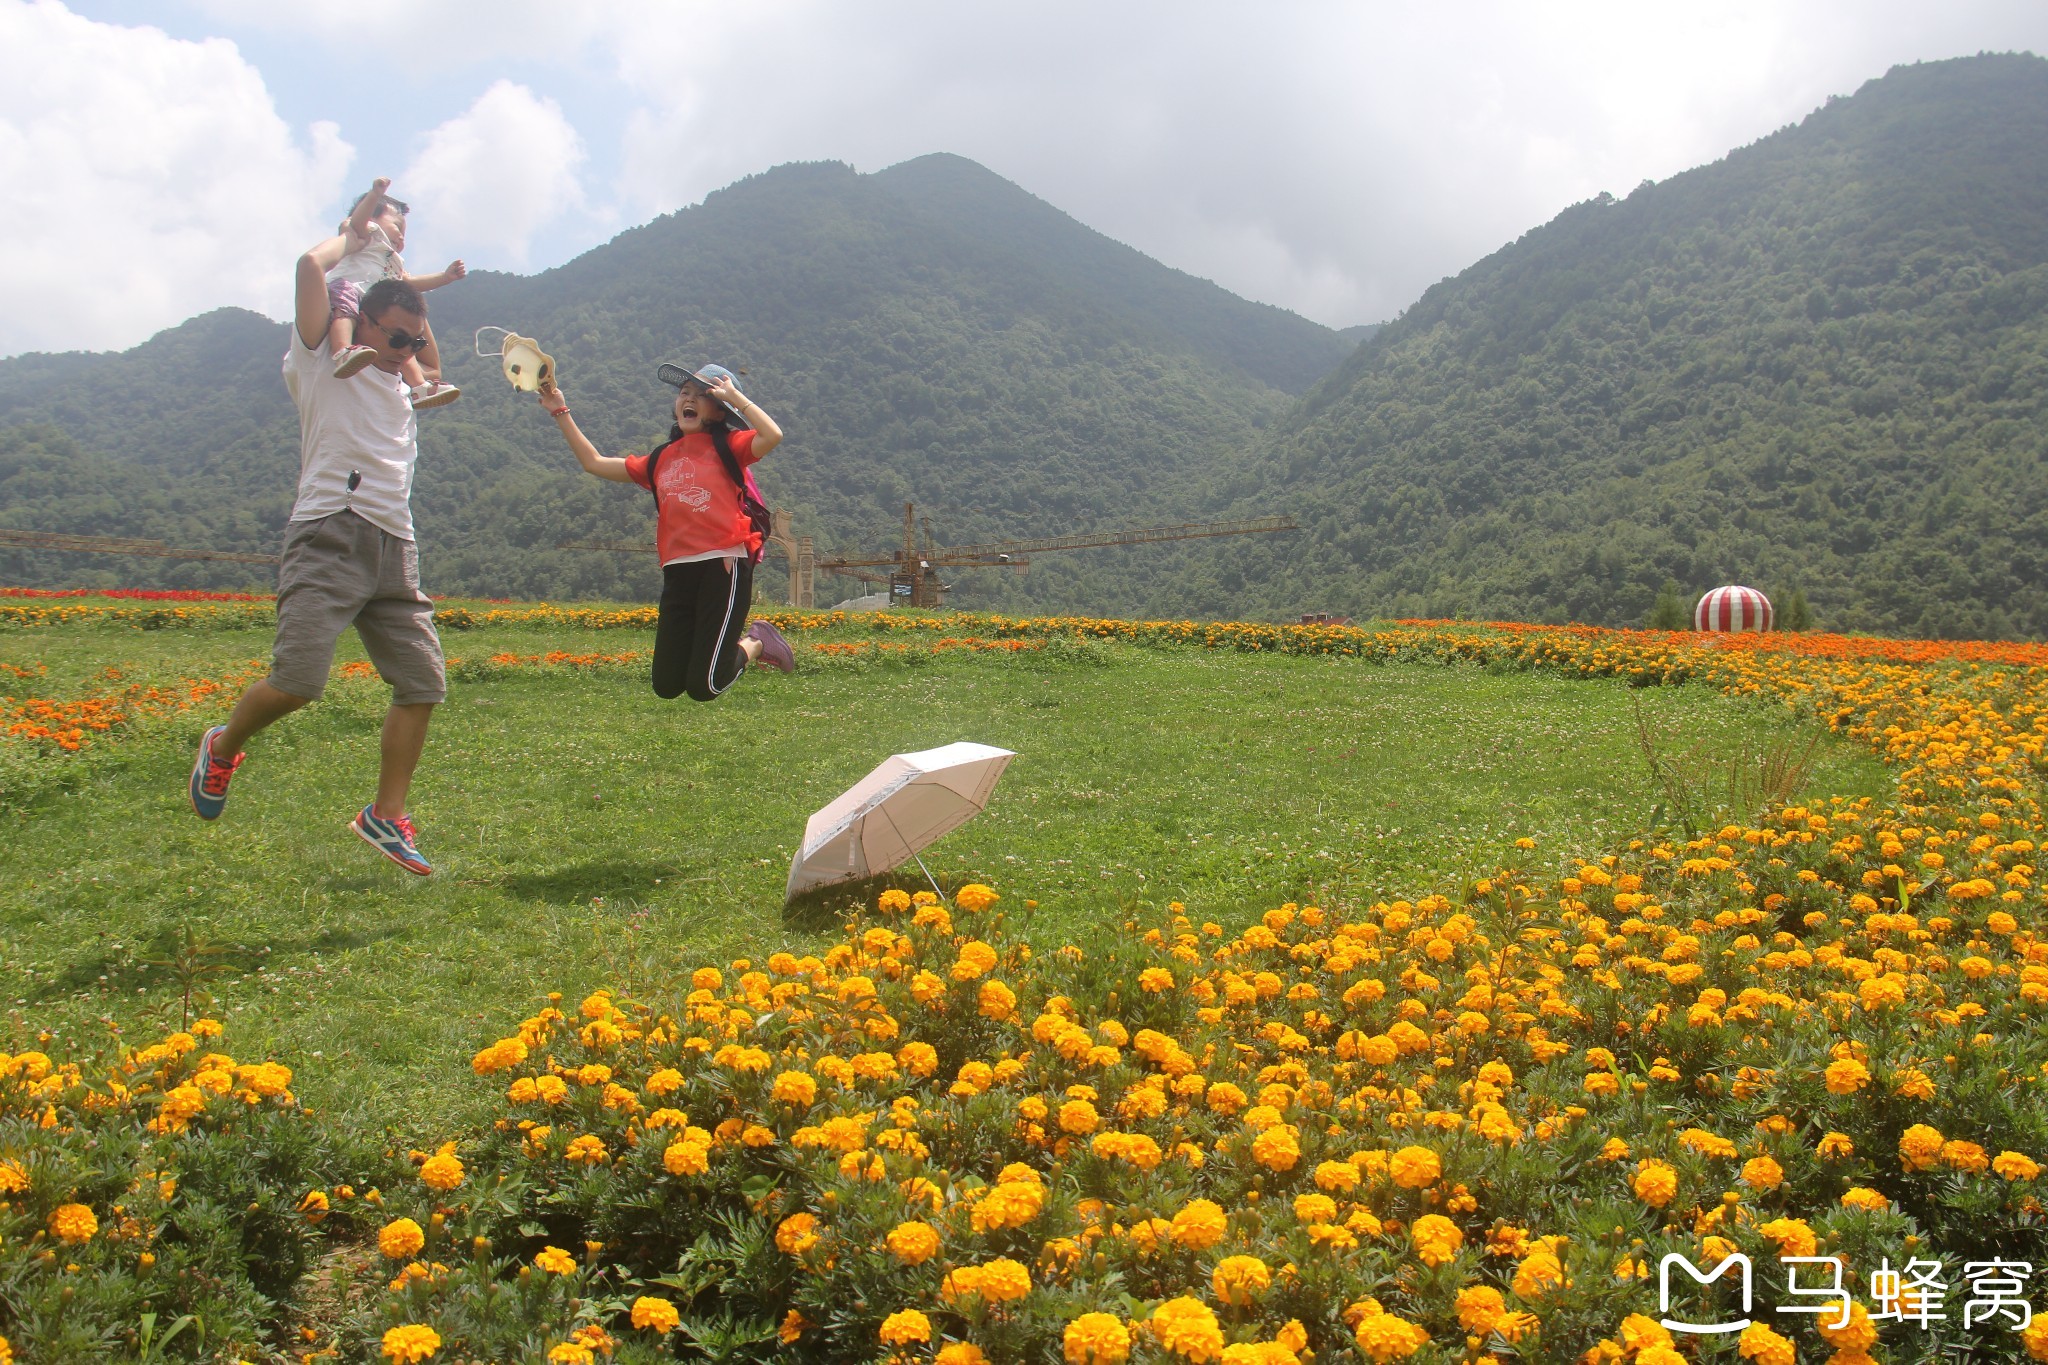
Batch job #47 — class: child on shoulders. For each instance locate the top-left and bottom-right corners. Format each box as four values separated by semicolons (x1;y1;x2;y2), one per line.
327;178;466;409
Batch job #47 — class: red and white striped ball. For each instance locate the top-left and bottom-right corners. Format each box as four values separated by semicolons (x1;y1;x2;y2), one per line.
1694;585;1773;632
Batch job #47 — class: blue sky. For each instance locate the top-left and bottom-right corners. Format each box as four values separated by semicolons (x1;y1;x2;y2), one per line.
7;0;2047;356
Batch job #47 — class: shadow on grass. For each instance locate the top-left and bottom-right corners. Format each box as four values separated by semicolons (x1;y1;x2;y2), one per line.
44;921;406;1002
783;868;957;934
492;859;686;904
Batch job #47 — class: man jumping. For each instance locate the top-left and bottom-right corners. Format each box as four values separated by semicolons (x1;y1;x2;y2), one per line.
186;178;445;875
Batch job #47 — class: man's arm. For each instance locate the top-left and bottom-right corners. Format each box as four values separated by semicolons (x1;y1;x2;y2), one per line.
293;233;351;350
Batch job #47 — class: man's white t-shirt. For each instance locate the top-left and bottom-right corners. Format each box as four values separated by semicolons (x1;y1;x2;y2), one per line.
281;332;418;540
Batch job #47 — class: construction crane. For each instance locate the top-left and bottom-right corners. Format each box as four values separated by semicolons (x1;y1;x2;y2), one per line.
813;504;1298;608
0;529;278;565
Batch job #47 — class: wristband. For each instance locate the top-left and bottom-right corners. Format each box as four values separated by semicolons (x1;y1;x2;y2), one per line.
548;406;571;418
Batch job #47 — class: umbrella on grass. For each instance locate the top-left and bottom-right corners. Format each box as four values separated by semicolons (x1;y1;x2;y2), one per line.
786;742;1016;902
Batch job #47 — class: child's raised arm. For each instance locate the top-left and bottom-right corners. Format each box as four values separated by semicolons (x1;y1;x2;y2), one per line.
538;381;634;483
346;176;392;242
408;259;466;292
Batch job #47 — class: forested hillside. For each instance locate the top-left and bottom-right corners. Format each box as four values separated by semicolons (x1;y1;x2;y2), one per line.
1197;53;2048;637
7;55;2048;634
0;155;1349;612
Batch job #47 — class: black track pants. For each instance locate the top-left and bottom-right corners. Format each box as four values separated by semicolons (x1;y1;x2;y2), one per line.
652;557;752;701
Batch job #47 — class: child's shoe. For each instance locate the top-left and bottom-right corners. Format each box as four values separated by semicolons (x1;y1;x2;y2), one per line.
351;804;432;875
747;620;795;674
410;381;461;410
332;345;377;378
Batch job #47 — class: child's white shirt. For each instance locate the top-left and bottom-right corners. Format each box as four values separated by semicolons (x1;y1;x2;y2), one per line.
326;223;404;290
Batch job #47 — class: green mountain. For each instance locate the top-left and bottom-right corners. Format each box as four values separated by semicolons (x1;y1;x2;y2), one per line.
8;55;2048;636
1198;53;2048;638
0;155;1351;611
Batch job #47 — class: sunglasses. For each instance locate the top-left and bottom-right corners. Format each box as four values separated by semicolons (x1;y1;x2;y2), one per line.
374;324;429;353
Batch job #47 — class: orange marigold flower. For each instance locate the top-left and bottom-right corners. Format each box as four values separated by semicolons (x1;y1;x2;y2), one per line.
879;1310;932;1346
1065;1312;1131;1365
630;1297;680;1334
381;1324;442;1363
378;1217;425;1260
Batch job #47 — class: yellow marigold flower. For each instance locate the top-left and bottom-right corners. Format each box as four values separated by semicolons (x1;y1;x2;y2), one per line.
533;1245;577;1275
776;1212;821;1255
1824;1057;1871;1094
1899;1123;1946;1171
1410;1213;1463;1267
1455;1286;1505;1333
1817;1131;1855;1159
663;1139;710;1177
878;888;913;913
1839;1186;1890;1212
1513;1240;1568;1298
879;1310;932;1346
381;1324;442;1363
1294;1192;1338;1224
0;1161;25;1194
898;1041;939;1077
953;940;999;980
419;1151;464;1192
1212;1254;1271;1306
631;1296;681;1333
563;1134;608;1165
2027;1319;2048;1364
1171;1197;1227;1249
770;1064;815;1113
298;1189;329;1221
1894;1068;1937;1101
956;883;1000;912
535;1074;570;1105
1757;1217;1816;1258
645;1067;684;1096
1314;1159;1359;1192
1352;1309;1428;1362
976;1256;1032;1302
1994;1151;2042;1181
937;1345;989;1365
470;1037;528;1074
1817;1300;1878;1353
1065;1313;1131;1365
1736;1321;1794;1365
1389;1145;1440;1189
49;1202;97;1245
1251;1123;1301;1171
1206;1082;1248;1114
1740;1155;1783;1191
1632;1159;1678;1209
1151;1297;1224;1362
887;1220;942;1264
378;1217;425;1260
1060;1099;1101;1134
978;980;1017;1020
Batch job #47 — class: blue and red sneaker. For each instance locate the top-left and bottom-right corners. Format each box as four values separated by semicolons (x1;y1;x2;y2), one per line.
350;804;432;876
188;725;243;820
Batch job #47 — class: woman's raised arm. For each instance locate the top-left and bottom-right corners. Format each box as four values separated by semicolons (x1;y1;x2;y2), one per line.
539;381;634;483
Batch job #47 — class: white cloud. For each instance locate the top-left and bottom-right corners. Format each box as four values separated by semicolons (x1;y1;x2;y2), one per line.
594;0;2048;327
0;0;352;355
397;80;589;272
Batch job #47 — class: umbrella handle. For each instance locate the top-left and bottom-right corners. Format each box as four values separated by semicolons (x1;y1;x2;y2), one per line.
878;806;948;903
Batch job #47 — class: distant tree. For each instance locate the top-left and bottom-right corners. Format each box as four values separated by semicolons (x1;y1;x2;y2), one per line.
1649;580;1686;630
1781;587;1813;632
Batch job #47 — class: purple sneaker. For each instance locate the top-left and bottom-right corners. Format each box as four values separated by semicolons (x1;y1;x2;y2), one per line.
350;804;432;876
188;725;243;820
747;620;795;674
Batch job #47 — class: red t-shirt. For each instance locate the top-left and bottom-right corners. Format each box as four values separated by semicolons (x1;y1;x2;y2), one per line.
624;430;760;565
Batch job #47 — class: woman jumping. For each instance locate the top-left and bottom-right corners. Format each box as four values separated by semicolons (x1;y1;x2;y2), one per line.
538;364;795;698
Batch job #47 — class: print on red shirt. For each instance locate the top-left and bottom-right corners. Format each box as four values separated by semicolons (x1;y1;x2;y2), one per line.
624;429;758;565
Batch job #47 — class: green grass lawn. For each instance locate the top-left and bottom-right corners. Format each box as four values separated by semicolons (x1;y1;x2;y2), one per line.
0;617;1893;1136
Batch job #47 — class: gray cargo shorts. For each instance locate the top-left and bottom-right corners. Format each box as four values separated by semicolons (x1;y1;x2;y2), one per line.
269;510;447;705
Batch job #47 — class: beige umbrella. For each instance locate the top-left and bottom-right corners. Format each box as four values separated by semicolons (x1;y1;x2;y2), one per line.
786;742;1016;901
